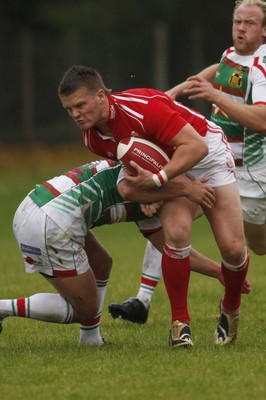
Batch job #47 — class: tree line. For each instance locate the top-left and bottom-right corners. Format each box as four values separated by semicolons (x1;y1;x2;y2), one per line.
0;0;234;143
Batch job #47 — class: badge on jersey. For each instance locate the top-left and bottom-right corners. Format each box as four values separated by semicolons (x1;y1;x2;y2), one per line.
229;71;243;88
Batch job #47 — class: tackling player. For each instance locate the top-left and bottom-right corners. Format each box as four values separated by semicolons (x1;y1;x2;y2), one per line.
0;159;218;346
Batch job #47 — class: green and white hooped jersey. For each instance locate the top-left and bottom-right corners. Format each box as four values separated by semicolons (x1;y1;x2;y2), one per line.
29;159;146;241
211;45;266;168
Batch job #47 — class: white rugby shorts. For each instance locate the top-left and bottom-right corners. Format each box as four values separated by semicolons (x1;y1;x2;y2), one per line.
13;196;89;277
186;124;236;187
136;216;162;237
236;164;266;225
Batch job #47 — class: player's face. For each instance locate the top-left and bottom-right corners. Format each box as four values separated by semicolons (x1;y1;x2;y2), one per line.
232;6;266;55
60;87;108;130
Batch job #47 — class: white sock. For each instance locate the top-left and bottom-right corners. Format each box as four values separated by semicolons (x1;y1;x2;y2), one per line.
136;242;162;308
0;293;73;323
79;278;108;345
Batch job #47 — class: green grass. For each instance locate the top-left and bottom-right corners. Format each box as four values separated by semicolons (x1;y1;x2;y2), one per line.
0;146;265;400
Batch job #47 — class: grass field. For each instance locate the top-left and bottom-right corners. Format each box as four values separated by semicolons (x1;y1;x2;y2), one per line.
0;145;265;400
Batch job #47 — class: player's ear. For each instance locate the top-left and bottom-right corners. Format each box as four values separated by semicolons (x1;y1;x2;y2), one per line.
96;89;106;102
263;25;266;38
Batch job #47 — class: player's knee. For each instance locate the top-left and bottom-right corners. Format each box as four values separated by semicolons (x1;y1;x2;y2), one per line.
164;225;190;247
220;240;245;265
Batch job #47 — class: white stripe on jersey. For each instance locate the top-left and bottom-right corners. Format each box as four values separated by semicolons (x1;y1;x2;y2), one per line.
46;175;76;194
113;95;148;104
114;103;145;131
119;104;144;119
173;101;205;121
117;92;169;101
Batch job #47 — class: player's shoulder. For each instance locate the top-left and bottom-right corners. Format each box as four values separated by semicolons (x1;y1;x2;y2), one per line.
253;44;266;59
221;46;253;67
74;160;120;181
112;88;168;101
88;159;119;173
222;46;234;56
252;45;266;77
220;46;235;60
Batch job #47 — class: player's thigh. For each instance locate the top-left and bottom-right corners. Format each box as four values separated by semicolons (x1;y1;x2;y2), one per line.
45;269;99;318
85;231;112;279
147;229;164;252
244;221;266;255
159;197;196;247
204;183;245;261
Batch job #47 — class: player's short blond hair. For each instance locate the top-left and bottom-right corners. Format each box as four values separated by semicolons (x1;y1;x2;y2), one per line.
234;0;266;26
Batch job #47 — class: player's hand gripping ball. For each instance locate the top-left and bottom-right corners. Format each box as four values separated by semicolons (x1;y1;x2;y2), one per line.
117;137;169;176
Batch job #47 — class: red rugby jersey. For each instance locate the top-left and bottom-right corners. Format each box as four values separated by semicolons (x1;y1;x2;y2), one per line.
82;88;208;159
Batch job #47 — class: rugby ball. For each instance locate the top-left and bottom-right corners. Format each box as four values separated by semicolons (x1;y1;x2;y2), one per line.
117;137;170;176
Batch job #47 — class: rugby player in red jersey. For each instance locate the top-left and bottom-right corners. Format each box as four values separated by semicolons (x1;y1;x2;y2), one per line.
58;66;249;347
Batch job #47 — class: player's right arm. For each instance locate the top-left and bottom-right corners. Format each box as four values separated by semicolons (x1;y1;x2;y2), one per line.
117;171;216;209
184;59;266;135
166;64;219;100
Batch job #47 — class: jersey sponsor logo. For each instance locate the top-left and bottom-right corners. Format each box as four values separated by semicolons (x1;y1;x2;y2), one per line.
21;243;41;255
110;105;116;119
228;71;243;88
226;155;234;170
263;56;266;64
24;255;43;267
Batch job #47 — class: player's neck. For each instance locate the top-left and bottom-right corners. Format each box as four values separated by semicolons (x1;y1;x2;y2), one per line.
95;123;113;137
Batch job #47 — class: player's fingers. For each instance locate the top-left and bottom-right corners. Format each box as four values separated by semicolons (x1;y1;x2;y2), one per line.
124;170;134;180
242;279;251;294
187;75;199;81
188;94;201;100
129;160;142;171
203;192;216;208
207;190;216;202
199;177;209;183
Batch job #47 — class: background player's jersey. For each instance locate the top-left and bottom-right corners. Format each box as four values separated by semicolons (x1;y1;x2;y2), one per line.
83;88;209;160
211;45;266;167
29;160;147;242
